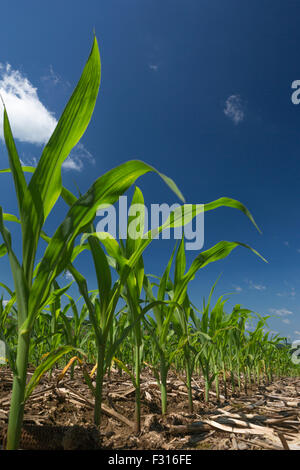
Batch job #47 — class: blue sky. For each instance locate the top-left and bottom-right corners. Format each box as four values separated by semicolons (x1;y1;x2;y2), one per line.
0;0;299;340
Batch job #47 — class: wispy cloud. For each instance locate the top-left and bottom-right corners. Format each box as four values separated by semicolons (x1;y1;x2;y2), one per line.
232;284;243;292
269;308;293;317
282;318;291;324
224;95;244;125
251;283;266;291
276;286;296;298
0;63;57;144
62;142;95;172
20;141;95;172
148;64;159;72
247;280;266;291
284;241;289;247
41;65;70;89
64;270;74;281
294;331;300;336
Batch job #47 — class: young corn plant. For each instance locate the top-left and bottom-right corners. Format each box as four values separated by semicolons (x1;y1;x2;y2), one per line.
0;37;101;448
70;187;184;431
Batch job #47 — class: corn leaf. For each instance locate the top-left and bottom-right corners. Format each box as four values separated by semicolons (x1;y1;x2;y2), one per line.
27;159;185;328
24;346;81;400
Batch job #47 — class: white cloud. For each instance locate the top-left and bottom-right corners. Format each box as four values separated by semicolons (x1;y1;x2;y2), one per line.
282;318;291;324
269;308;293;317
41;65;61;86
252;284;266;291
0;63;57;144
20;155;38;167
224;95;244;124
232;285;243;292
294;331;300;336
41;65;70;89
148;64;159;71
247;280;266;291
64;270;74;281
62;142;95;172
276;287;296;298
20;141;95;172
0;64;95;171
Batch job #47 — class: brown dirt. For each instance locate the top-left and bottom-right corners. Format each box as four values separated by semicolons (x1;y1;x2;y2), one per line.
0;366;299;450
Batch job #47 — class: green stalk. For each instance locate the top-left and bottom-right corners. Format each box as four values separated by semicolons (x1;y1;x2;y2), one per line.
237;364;241;393
256;365;260;386
160;356;168;415
247;366;252;385
204;377;209;403
214;365;220;401
185;357;193;412
134;344;141;433
222;364;228;399
6;330;30;449
231;371;235;393
243;366;248;394
94;344;105;426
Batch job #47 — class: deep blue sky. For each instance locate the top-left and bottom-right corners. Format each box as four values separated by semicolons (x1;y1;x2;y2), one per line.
0;0;299;339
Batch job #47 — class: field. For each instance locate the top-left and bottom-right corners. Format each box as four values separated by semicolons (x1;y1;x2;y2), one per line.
0;366;299;450
0;36;299;451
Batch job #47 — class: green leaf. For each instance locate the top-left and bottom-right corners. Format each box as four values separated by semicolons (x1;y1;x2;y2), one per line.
0;208;29;327
113;357;137;387
175;240;267;304
157;243;177;302
2;108;39;283
204;197;261;233
28;36;101;223
27;159;185;327
21;37;100;284
0;281;14;297
0;244;7;257
126;186;145;258
174;237;186;286
2;107;30;220
86;231;112;314
24;346;81;400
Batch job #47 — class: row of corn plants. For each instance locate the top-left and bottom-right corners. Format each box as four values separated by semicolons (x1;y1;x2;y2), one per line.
1;277;298;423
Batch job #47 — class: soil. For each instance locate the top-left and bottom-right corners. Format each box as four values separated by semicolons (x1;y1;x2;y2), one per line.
0;366;299;450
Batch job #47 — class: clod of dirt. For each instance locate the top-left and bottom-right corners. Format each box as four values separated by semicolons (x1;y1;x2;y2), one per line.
62;425;101;450
143;414;164;432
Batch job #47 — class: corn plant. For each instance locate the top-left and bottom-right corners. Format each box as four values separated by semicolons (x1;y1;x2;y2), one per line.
67;187;185;431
